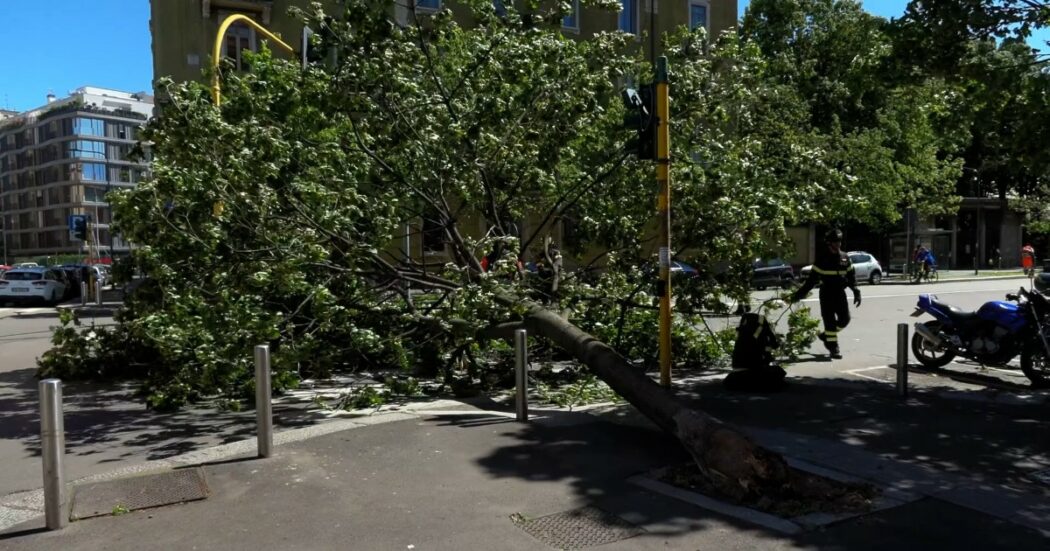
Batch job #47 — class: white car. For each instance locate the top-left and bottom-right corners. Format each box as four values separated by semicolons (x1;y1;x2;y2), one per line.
800;251;884;285
0;268;68;305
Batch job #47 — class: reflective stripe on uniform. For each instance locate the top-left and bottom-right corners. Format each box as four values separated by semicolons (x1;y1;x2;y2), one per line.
825;330;838;342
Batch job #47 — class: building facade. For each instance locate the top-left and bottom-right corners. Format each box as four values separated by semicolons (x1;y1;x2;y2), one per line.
150;0;737;265
0;87;153;260
151;0;738;89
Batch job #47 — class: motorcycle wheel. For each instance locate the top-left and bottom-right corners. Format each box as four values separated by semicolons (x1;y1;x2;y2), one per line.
1020;337;1050;388
910;321;955;368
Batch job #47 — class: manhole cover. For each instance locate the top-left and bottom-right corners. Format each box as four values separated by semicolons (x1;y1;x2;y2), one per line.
512;506;642;549
71;468;209;520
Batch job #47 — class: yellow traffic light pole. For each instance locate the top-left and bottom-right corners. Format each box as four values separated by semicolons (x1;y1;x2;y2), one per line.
211;14;296;105
655;57;672;388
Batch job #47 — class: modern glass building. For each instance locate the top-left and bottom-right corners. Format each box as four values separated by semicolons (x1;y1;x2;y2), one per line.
0;87;153;261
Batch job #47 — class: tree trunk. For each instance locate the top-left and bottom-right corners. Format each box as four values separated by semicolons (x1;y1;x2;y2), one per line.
521;301;790;501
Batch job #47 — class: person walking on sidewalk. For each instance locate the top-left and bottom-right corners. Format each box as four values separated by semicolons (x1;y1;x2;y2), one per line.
790;228;861;358
1022;243;1036;276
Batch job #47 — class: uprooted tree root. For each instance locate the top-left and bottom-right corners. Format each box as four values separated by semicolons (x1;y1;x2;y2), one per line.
661;458;878;518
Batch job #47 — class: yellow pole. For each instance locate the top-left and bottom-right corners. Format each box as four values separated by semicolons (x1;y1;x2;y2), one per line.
211;14;296;105
656;57;672;388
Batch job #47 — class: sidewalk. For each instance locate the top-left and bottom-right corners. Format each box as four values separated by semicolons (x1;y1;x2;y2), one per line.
2;374;1048;549
880;269;1032;285
57;286;124;317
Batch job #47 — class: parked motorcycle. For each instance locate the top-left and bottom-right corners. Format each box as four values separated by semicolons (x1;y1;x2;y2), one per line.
910;287;1050;387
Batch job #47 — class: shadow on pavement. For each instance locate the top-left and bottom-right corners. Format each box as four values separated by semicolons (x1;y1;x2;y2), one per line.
455;373;1050;546
675;376;1050;492
0;526;49;541
0;366;333;466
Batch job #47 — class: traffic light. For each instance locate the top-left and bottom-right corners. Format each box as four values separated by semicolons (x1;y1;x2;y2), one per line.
622;84;656;160
68;215;88;241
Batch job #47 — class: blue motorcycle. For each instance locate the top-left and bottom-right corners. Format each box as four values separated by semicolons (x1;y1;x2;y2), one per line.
910;287;1050;386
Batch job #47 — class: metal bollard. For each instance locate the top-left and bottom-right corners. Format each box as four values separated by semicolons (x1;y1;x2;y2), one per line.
896;323;908;398
254;345;274;457
94;280;103;307
39;379;67;530
80;282;87;306
515;329;528;422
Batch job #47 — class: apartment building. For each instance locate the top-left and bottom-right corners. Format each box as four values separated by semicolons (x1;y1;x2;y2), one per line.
151;1;737;88
0;87;153;260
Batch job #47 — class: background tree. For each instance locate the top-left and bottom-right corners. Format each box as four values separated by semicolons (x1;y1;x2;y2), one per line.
740;0;963;224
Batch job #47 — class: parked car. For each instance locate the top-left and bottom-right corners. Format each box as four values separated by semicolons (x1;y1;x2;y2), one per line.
800;250;884;285
62;264;108;288
0;268;68;305
751;258;795;290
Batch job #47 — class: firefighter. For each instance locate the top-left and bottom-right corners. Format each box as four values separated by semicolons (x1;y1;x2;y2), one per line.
790;228;861;358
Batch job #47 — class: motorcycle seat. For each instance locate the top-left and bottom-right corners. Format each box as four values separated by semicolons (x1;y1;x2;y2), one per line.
931;297;979;323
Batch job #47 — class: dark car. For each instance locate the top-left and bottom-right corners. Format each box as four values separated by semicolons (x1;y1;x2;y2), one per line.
752;258;795;290
56;266;83;299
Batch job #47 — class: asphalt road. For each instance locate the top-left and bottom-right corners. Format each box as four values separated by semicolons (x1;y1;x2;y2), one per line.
752;276;1039;390
0;276;1041;499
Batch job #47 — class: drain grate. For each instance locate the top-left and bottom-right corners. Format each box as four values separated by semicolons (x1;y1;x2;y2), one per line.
71;468;209;520
1029;469;1050;486
513;506;643;549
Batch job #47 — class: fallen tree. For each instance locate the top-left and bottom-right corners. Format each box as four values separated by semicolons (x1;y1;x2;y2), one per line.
520;302;788;499
39;1;960;496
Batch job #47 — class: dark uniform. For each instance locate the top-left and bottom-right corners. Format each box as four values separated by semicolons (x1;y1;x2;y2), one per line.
791;233;861;357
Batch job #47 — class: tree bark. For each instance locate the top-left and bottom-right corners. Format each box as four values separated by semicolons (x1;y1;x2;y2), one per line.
520;301;790;501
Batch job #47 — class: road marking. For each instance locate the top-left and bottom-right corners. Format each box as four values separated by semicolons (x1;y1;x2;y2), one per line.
846;366;891;373
843;367;893;383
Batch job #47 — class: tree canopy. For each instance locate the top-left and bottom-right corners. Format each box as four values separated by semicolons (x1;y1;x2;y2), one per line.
38;0;1046;406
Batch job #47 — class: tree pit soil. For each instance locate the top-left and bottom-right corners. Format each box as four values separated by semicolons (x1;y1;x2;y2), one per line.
659;462;880;519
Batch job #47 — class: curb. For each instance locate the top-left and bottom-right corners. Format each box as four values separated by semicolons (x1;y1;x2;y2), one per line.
56;306;120;317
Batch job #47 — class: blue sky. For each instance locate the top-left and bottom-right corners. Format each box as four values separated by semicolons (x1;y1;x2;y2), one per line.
0;1;1046;112
0;1;153;112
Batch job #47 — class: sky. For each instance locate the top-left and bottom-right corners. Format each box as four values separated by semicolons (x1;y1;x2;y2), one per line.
0;0;153;112
0;1;1047;113
739;0;914;20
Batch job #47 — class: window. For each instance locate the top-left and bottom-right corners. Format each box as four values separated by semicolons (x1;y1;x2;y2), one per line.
79;163;107;182
84;186;110;203
72;118;105;137
66;140;106;160
37;121;59;143
222;20;257;71
416;0;441;10
689;0;709;31
106;121;136;140
422;215;446;253
38;145;60;164
619;0;638;34
494;0;506;16
562;0;579;29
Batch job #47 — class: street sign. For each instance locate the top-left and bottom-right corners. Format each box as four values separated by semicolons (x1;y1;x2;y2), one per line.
68;214;88;241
